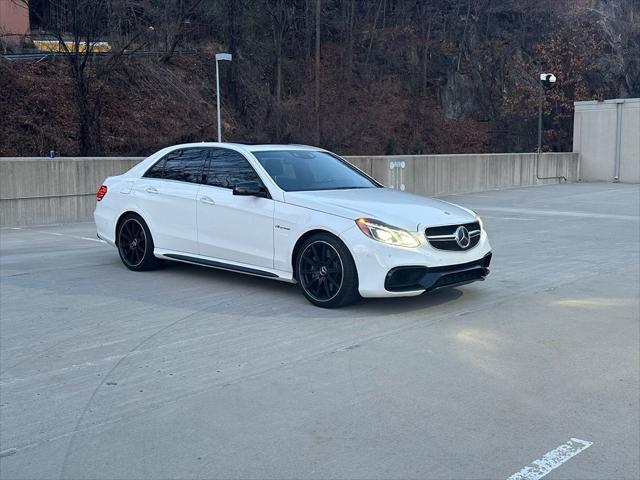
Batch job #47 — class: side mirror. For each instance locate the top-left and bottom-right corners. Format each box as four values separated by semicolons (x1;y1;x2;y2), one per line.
233;181;268;198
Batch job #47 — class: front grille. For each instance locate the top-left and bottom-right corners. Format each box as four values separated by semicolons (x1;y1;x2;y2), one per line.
425;221;480;251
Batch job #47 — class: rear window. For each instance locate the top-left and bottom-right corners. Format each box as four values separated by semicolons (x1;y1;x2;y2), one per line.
143;148;208;184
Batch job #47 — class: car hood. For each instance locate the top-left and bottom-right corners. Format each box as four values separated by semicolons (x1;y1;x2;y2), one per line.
283;188;475;231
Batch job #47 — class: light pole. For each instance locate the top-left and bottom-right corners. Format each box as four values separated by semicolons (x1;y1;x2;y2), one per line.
535;73;565;181
537;73;556;155
215;52;232;142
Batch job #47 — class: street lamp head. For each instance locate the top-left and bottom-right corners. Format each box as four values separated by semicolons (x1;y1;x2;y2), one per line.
539;73;556;90
216;53;233;62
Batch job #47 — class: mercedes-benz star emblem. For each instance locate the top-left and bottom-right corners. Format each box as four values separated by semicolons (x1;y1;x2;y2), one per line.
454;226;471;249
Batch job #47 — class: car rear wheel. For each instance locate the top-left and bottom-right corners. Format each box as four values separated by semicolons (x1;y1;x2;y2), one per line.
296;233;360;308
117;214;161;271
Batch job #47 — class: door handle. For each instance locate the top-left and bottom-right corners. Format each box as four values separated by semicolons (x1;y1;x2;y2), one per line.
200;196;215;205
145;186;158;194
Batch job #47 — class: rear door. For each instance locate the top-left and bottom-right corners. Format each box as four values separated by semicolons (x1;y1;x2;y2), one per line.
197;148;275;268
133;148;207;254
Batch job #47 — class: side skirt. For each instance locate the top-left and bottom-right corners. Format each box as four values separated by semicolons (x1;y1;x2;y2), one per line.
159;252;295;282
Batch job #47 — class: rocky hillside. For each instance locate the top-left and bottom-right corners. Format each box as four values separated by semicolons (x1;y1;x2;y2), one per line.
1;0;638;157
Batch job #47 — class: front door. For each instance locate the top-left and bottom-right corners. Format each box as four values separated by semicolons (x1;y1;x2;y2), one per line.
197;148;275;269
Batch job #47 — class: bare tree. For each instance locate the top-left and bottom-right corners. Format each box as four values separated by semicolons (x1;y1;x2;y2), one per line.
314;0;321;145
23;0;150;155
341;0;356;83
364;0;384;70
417;2;434;95
222;0;242;110
266;0;295;141
151;0;204;63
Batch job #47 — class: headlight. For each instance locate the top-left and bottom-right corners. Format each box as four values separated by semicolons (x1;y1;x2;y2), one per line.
469;209;483;230
356;218;420;248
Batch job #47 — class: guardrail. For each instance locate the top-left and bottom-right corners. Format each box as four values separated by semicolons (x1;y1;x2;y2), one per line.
0;50;198;62
0;153;578;226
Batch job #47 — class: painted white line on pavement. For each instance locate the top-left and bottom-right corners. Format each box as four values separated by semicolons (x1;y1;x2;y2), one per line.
506;438;593;480
482;215;535;221
80;237;105;243
478;207;638;221
3;227;104;244
32;230;106;244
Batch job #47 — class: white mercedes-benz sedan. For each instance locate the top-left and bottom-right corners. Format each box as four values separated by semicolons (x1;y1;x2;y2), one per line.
95;143;491;308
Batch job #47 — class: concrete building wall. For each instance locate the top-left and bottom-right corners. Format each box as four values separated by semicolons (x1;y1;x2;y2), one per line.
0;0;30;46
0;153;578;226
573;98;640;183
620;102;640;183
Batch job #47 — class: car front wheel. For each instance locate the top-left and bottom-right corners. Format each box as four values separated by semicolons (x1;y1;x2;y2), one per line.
296;233;360;308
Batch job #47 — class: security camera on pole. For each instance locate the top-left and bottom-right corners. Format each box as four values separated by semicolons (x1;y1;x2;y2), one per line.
537;73;556;155
535;73;564;181
215;52;232;142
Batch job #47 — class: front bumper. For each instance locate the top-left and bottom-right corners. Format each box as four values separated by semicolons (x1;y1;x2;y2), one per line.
385;253;491;292
339;224;492;298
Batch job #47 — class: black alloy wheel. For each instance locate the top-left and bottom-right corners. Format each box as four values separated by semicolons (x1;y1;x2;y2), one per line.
119;218;146;267
299;241;343;302
296;233;359;308
117;214;161;271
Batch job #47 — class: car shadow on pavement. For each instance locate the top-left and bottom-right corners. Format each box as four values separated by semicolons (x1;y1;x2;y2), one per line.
349;287;465;315
162;260;469;317
3;251;480;320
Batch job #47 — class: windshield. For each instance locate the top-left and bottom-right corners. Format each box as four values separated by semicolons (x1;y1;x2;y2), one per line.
252;150;379;192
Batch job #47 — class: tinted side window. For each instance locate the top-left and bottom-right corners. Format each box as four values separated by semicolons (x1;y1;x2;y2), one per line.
160;151;184;181
205;149;260;189
143;158;166;179
145;149;207;183
180;148;208;183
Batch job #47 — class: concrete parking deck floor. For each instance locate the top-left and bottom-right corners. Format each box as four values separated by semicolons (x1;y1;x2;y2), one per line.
1;183;638;480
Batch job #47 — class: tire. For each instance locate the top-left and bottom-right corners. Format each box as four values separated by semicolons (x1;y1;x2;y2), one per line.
296;233;360;308
117;214;162;271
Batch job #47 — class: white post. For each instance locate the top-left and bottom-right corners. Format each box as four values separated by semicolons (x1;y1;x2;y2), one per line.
215;59;221;142
214;53;232;143
613;99;624;182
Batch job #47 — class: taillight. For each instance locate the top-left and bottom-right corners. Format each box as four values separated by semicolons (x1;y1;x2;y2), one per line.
96;185;108;201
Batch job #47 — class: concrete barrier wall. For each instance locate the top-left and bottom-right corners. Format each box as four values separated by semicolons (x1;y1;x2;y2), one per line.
0;158;142;226
0;153;578;226
350;152;578;196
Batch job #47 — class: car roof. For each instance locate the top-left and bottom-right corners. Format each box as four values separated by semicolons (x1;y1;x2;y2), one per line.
163;142;323;153
245;144;322;152
125;142;328;179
